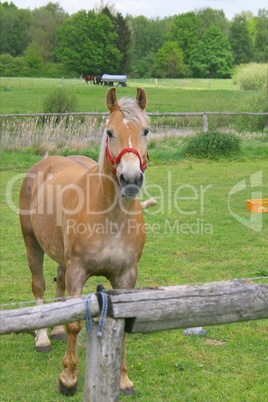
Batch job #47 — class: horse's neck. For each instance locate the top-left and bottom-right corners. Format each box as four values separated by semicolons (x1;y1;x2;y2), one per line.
78;163;138;217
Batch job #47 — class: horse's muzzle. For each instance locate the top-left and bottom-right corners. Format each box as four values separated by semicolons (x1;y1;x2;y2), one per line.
119;172;144;199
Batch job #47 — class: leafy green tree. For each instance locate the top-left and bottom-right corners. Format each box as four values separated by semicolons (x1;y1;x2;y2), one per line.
128;16;171;77
29;2;68;62
55;10;121;75
195;7;229;38
101;6;131;73
0;53;30;76
0;2;32;56
153;41;185;78
229;14;254;64
169;12;198;64
255;9;268;62
190;26;233;78
24;45;42;71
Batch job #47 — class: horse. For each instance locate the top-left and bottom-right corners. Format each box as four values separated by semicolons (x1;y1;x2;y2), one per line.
19;87;150;396
94;75;103;85
80;73;95;86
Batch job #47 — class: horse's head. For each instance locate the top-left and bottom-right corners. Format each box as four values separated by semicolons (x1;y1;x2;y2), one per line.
105;87;149;199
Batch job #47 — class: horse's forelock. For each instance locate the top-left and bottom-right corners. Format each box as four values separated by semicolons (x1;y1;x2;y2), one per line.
118;97;149;127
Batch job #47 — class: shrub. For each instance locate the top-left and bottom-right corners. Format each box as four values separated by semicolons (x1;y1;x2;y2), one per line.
182;132;241;159
43;87;79;114
233;63;267;91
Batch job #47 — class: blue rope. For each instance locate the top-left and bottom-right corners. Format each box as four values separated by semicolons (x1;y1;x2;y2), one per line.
84;291;108;338
97;292;108;338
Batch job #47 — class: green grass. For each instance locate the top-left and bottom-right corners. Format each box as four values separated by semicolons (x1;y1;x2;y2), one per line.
1;150;268;401
0;77;265;115
0;78;267;400
0;77;266;137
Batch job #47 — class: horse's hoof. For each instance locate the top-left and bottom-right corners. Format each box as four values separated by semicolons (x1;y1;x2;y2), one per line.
58;381;77;396
51;333;67;342
35;344;51;353
121;387;135;396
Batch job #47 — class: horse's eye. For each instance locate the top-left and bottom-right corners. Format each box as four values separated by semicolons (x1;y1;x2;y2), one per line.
106;130;113;138
143;128;149;136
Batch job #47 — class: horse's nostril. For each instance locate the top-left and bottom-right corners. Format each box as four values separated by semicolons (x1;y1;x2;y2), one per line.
120;172;143;188
137;172;143;187
119;173;127;187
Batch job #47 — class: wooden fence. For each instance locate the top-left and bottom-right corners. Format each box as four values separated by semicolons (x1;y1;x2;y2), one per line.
1;111;268;133
1;279;268;401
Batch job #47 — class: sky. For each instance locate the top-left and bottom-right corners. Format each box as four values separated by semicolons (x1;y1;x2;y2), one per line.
14;0;268;20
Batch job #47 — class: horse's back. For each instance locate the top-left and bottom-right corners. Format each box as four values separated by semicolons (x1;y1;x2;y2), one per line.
67;155;97;170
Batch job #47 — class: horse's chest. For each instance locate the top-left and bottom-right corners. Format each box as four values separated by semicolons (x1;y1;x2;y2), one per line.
82;237;138;273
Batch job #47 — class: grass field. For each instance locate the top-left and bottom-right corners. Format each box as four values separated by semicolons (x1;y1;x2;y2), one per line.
0;78;268;400
1;149;268;401
0;77;265;115
0;77;267;151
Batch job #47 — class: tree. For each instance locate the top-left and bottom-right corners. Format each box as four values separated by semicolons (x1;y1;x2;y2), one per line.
55;10;121;75
0;53;30;76
190;26;233;78
153;41;185;78
128;15;171;77
169;12;198;64
29;2;68;63
195;7;229;38
229;14;254;65
0;2;32;56
100;6;131;73
255;9;268;62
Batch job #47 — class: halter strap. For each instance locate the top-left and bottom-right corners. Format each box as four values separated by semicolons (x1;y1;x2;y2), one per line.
105;136;148;174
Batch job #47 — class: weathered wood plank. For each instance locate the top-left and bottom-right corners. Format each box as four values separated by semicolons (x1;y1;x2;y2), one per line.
1;281;267;336
0;295;99;334
83;317;125;402
106;281;268;333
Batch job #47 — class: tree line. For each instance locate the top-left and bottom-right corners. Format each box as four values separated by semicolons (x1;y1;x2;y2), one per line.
0;1;267;79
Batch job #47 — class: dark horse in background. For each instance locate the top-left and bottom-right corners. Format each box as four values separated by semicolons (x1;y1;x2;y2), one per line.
80;73;95;86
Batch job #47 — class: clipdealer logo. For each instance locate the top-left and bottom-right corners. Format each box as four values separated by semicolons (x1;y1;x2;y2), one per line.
228;170;263;232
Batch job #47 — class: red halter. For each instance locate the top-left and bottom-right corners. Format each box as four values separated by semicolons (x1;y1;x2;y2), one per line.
105;136;148;174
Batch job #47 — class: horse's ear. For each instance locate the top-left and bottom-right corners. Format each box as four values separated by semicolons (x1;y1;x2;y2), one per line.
106;88;118;112
136;87;147;110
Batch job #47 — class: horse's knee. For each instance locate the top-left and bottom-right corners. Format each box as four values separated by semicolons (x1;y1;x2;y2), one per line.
66;321;83;336
55;265;66;300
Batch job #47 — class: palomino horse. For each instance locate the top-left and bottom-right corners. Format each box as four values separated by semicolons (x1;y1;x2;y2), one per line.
19;87;150;396
80;73;95;86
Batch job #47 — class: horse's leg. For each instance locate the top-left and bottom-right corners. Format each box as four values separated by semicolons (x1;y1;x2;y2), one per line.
109;264;137;395
24;233;51;352
51;265;66;341
58;262;88;396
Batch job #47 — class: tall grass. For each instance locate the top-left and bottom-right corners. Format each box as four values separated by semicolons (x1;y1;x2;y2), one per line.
0;115;106;151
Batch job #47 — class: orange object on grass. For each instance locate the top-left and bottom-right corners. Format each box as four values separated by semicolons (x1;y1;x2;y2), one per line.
247;198;268;213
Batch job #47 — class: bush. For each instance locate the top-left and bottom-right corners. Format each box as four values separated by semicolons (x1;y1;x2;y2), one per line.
233;63;267;91
43;87;79;114
182;132;241;159
0;54;30;77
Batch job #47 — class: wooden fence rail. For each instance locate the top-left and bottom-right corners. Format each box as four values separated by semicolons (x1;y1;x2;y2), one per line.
1;111;268;133
1;280;268;401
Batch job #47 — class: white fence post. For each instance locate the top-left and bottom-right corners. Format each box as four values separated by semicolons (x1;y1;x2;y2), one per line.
83;317;125;402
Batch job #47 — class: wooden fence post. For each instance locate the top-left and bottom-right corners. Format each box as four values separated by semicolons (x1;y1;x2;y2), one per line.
83;317;125;402
203;112;208;132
